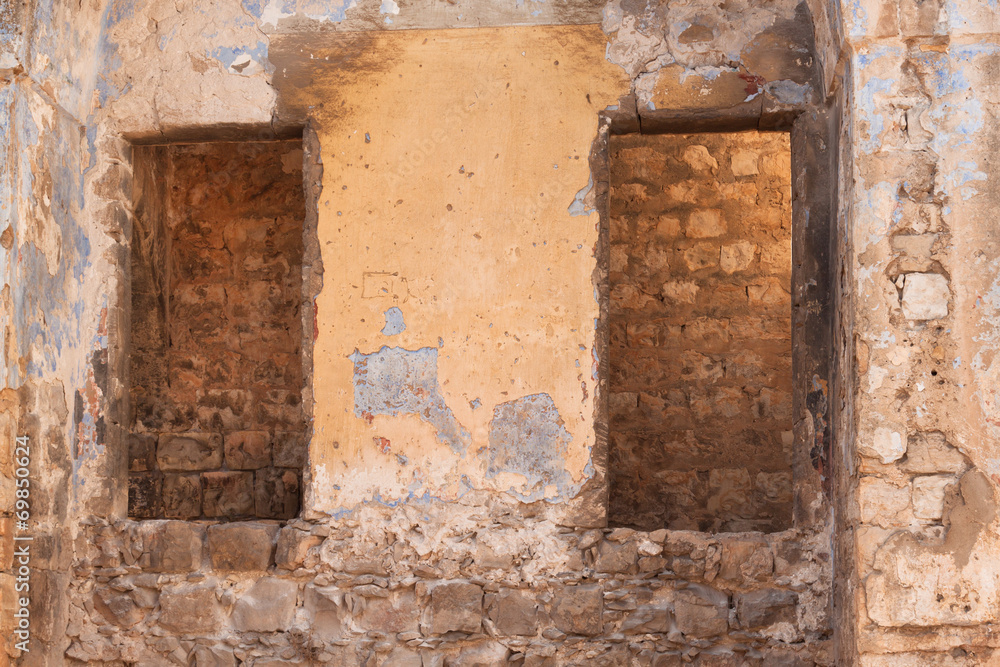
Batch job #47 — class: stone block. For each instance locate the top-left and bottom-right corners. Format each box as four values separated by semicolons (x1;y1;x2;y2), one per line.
901;273;949;320
685;209;726;238
94;589;144;629
303;584;343;640
594;540;638;574
207;522;278;571
382;649;423;667
900;432;968;474
201;471;254;517
143;520;204;573
232;578;299;632
158;584;223;635
254;468;300;519
550;585;602;636
162;473;202;519
357;590;419;633
275;527;322;570
736;588;798;629
674;588;728;638
720;241;756;273
0;573;16;635
191;646;238;667
425;582;483;634
129;433;158;471
621;602;672;634
858;427;905;464
683;243;719;271
731;150;760;177
911;475;956;521
156;432;223;471
858;477;911;527
273;430;307;468
224;430;271;469
491;588;537;636
128;473;162;519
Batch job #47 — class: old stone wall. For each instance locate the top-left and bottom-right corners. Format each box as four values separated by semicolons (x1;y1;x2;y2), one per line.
607;132;793;533
128;141;306;522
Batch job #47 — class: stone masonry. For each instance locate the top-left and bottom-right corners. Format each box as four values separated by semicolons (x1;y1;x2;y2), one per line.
127;141;306;521
609;132;793;533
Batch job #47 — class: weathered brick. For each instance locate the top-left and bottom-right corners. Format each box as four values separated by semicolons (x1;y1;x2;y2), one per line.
162;473;202;519
224;430;271;469
272;430;307;468
674;588;728;638
201;471;254;517
128;433;157;471
254;468;300;519
424;582;483;634
275;527;322;571
156;432;223;471
232;578;299;632
736;588;798;629
550;585;602;636
158;584;223;635
142;520;204;573
491;588;537;636
207;522;278;571
128;473;162;519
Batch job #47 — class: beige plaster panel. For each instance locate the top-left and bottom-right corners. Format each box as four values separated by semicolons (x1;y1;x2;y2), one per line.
295;26;630;513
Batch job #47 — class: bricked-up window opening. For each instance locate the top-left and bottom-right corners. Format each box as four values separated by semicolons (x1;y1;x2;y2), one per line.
607;132;793;533
128;140;307;521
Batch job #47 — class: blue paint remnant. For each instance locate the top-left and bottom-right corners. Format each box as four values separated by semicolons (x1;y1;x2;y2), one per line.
349;346;471;455
246;0;357;24
568;175;594;216
470;398;482;410
381;306;406;335
856;75;895;154
438;337;444;348
208;41;273;76
486;393;575;501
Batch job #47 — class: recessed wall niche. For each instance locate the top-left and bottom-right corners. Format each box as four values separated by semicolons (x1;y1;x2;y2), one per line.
607;131;794;533
127;140;307;521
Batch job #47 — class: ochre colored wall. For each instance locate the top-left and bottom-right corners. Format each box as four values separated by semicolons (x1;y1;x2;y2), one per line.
299;26;630;512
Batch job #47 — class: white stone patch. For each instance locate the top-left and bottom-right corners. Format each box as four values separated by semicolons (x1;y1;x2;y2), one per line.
901;273;949;320
682;145;718;172
858;427;905;464
720;241;755;273
731;150;759;176
911;475;956;521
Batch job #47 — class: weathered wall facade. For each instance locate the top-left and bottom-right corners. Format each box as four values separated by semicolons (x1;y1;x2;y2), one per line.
128;141;306;522
607;131;794;534
0;0;998;664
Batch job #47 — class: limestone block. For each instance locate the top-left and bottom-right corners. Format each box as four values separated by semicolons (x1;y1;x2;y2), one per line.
224;430;271;469
162;474;201;519
142;520;205;573
450;642;510;666
911;475;956;521
129;433;157;471
595;540;638;573
0;573;16;635
858;477;911;527
191;646;238;667
94;589;145;629
425;582;483;634
901;273;949;320
357;590;419;633
900;432;968;474
682;145;718;172
207;522;278;571
686;209;726;238
661;281;699;304
275;527;322;571
232;578;298;632
731;150;760;177
674;587;729;638
304;584;344;641
735;588;798;629
254;468;300;519
550;585;603;636
621;602;672;633
720;241;756;273
0;517;11;570
158;584;223;635
683;243;719;271
382;649;423;667
157;432;223;471
858;427;906;464
128;473;162;519
491;588;538;636
201;471;254;517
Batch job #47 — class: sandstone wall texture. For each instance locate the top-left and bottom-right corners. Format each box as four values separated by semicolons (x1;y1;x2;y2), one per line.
608;132;793;533
128;141;306;522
